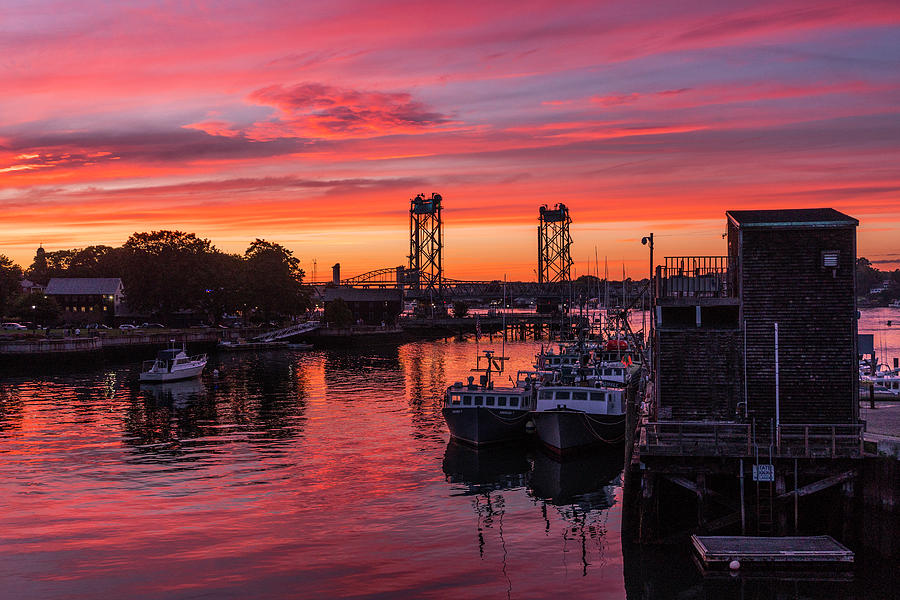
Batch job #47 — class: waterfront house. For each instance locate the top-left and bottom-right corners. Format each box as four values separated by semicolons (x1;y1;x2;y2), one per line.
45;277;124;325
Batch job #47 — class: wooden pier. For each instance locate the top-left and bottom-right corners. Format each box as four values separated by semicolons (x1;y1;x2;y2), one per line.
691;535;854;568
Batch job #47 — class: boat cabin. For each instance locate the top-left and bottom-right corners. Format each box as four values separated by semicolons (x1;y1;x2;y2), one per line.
536;386;624;414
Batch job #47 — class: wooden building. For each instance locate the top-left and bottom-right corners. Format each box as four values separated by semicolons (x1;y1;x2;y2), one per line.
635;209;863;542
45;277;124;325
322;287;402;326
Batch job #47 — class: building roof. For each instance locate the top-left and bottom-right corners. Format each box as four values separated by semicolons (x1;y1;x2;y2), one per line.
727;208;858;228
45;278;122;295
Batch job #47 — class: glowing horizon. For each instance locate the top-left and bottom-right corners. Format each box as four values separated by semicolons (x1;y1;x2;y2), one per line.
2;0;899;279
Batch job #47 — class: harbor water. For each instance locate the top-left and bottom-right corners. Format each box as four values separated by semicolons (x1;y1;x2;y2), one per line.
0;307;897;599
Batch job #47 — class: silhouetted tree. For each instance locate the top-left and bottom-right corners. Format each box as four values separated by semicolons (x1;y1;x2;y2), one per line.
244;239;310;321
68;245;125;277
198;251;245;323
12;292;60;327
856;257;881;295
122;231;216;320
452;301;469;318
324;298;353;328
0;255;23;316
24;246;49;285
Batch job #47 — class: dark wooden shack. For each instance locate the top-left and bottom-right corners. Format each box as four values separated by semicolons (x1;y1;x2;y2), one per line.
636;209;863;541
727;208;859;427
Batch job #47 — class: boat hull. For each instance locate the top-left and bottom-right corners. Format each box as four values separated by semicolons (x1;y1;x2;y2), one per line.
531;409;625;453
139;363;205;383
442;406;532;445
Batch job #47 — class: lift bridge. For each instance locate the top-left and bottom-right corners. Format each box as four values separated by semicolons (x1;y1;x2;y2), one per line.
306;194;581;301
325;267;580;301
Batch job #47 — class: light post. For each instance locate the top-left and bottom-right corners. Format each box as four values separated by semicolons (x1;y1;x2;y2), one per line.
641;233;654;370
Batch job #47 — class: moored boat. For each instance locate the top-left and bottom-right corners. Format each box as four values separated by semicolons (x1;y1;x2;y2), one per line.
530;383;626;453
442;350;537;445
140;344;207;382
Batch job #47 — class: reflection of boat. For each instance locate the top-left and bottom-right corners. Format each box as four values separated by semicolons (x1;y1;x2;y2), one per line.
529;447;622;507
530;384;626;453
140;345;207;382
443;350;537;445
442;440;530;494
140;378;205;403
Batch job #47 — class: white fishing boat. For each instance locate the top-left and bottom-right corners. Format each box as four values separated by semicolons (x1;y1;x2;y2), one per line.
140;344;207;382
530;382;627;453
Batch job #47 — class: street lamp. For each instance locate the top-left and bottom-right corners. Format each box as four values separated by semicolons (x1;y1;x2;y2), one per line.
641;232;654;343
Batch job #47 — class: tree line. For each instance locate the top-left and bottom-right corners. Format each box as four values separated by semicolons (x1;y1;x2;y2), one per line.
0;231;311;324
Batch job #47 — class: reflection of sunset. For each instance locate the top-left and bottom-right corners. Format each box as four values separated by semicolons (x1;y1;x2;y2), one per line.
2;1;899;277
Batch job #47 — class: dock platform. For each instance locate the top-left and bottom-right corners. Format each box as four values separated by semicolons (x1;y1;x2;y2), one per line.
691;535;854;568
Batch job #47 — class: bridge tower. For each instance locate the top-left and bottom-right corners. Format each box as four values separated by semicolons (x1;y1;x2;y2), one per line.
537;203;573;282
408;193;443;297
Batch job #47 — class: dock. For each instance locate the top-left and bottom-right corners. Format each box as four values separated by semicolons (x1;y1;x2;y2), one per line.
691;535;854;568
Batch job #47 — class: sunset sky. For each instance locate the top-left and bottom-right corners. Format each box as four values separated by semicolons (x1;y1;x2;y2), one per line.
2;0;899;280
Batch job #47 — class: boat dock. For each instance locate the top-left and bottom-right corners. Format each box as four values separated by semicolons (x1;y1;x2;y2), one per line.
691;535;854;568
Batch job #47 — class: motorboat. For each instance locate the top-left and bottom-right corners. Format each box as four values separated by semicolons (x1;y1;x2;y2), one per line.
442;350;537;445
140;344;207;382
530;382;627;453
860;363;900;398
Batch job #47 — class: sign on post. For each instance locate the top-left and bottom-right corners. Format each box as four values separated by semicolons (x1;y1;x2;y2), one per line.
752;464;775;482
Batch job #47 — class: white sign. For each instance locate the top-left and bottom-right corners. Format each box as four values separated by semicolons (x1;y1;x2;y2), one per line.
752;464;775;482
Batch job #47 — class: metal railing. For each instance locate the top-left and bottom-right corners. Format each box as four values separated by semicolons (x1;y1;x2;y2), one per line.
656;256;734;298
639;421;863;458
776;424;864;458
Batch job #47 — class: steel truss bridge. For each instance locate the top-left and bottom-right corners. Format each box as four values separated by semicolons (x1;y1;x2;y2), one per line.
309;266;599;301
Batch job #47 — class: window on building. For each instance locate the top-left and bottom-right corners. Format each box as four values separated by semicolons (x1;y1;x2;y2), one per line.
822;250;839;268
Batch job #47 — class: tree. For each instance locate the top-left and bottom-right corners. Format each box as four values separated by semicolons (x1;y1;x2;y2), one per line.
24;246;49;285
12;292;60;327
198;251;245;323
122;231;216;319
856;257;881;295
68;245;124;277
0;255;23;316
452;301;469;318
324;298;353;328
243;239;310;320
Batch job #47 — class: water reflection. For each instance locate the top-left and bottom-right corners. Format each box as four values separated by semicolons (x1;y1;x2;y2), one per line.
139;378;205;404
442;440;530;495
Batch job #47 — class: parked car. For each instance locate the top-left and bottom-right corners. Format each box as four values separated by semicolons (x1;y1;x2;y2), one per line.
86;323;112;330
119;324;138;331
142;323;166;329
2;322;27;331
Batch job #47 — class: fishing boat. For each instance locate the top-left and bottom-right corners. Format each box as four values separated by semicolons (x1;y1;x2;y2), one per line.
139;344;207;382
530;382;627;453
442;350;537;445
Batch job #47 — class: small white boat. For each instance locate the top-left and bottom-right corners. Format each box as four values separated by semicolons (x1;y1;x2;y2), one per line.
140;345;207;382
